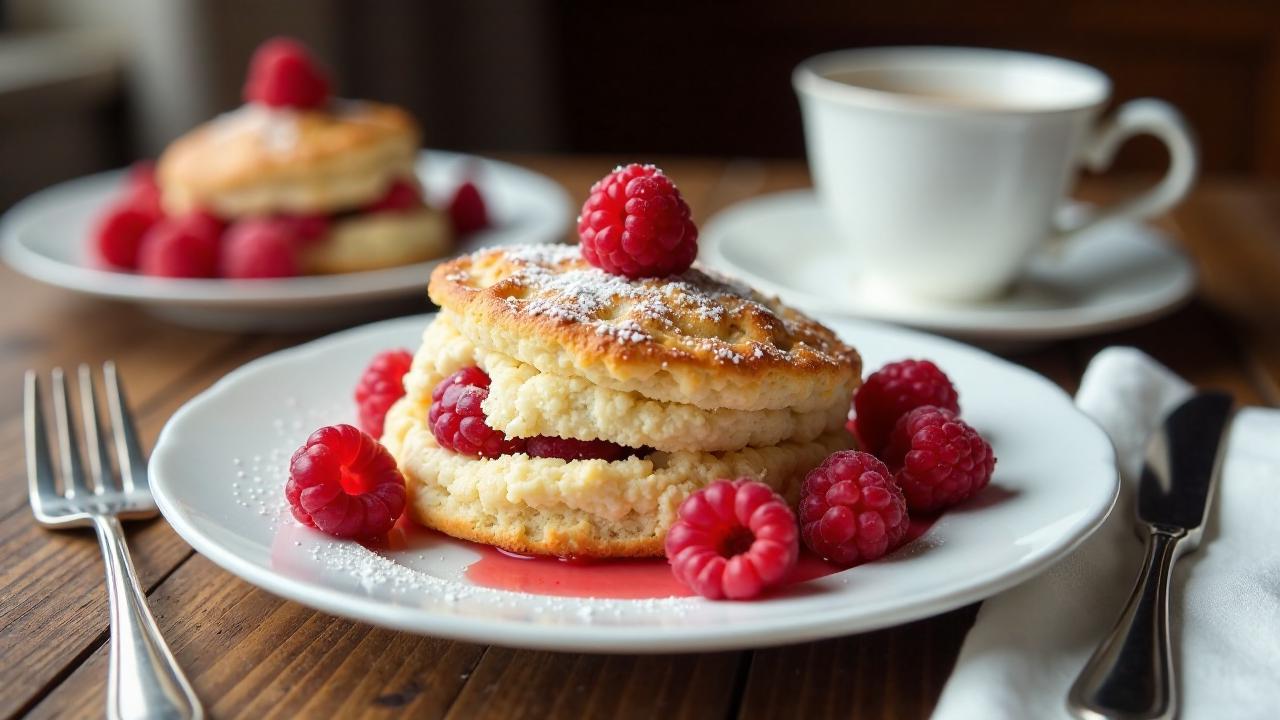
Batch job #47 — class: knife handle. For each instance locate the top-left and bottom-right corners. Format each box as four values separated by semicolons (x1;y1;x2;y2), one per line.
1068;526;1184;720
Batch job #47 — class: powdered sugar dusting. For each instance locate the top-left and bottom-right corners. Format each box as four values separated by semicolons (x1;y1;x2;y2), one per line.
711;345;743;364
304;538;698;620
596;320;649;344
211;104;300;154
478;245;794;362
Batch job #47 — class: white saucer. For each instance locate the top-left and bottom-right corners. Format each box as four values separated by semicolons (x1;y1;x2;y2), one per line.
0;150;571;331
149;313;1117;653
701;190;1195;343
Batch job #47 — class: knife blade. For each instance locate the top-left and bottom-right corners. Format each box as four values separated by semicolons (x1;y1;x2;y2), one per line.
1137;391;1234;544
1069;391;1234;720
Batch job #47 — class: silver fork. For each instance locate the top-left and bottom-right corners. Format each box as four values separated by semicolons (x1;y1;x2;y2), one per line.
25;362;203;720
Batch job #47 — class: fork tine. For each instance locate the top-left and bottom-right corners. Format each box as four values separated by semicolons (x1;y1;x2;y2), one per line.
24;371;59;515
51;367;90;499
104;362;147;493
79;364;114;494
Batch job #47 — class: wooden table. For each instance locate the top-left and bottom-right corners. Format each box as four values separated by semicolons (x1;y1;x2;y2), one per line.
2;157;1277;719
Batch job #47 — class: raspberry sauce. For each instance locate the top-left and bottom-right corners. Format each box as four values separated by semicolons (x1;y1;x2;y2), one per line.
461;515;938;600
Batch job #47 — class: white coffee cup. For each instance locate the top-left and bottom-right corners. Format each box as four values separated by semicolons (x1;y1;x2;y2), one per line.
793;47;1198;302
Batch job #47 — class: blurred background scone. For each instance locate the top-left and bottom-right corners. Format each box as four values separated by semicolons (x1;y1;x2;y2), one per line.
88;37;459;280
158;101;419;218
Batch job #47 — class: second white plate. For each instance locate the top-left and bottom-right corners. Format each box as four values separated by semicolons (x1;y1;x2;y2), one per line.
0;150;572;331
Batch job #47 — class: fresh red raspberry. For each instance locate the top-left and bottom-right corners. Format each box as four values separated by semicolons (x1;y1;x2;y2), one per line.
242;37;331;109
286;424;407;538
578;164;698;278
354;349;414;438
850;359;960;455
448;181;489;235
664;478;799;600
137;212;224;278
526;436;632;461
367;179;424;214
884;406;995;512
799;450;910;566
221;218;300;278
94;203;157;270
93;163;167;270
428;367;526;457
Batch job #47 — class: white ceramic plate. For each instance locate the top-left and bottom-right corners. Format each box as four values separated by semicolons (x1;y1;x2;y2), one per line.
0;151;571;331
701;190;1195;344
150;313;1117;653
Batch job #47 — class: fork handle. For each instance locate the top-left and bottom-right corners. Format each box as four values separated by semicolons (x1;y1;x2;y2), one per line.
1068;526;1184;720
92;515;203;720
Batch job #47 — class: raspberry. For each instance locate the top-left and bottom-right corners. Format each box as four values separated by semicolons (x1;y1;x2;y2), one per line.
94;203;157;270
851;359;960;454
526;436;632;462
94;163;167;270
884;406;995;512
367;179;424;214
799;450;910;566
286;424;407;538
578;164;698;278
242;37;331;109
221;219;300;278
428;367;526;457
664;478;799;600
137;212;224;278
448;181;489;235
354;349;414;437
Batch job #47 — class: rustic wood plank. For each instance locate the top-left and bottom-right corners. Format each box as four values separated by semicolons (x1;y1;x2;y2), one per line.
739;607;977;720
444;648;743;720
1167;183;1280;405
25;555;487;720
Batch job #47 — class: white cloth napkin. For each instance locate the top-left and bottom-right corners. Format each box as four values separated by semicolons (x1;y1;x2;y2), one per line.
932;347;1280;720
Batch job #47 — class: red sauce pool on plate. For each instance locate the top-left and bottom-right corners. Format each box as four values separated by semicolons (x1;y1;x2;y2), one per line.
462;515;938;599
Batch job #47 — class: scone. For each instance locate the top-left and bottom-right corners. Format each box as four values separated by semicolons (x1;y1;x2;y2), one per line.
158;101;419;218
156;104;450;275
154;38;450;275
382;244;861;557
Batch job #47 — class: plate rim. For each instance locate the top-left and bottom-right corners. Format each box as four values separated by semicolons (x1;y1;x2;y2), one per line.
0;150;572;308
701;188;1195;341
150;313;1119;653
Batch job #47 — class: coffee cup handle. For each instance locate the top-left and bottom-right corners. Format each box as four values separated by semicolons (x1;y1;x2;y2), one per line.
1053;98;1198;244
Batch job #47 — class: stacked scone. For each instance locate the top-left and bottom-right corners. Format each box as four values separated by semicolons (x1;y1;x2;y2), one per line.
382;244;861;557
158;99;450;275
92;37;452;278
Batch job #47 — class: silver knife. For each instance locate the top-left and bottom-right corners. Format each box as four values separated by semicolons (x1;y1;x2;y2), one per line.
1068;391;1234;720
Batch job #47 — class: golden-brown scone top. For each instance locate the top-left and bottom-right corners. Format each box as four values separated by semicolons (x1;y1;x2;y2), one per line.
429;245;861;412
157;101;419;217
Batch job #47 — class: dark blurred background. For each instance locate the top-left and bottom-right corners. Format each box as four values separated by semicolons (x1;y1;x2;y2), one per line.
2;0;1277;209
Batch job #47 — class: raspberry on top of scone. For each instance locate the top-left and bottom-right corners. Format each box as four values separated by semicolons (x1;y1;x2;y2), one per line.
578;163;698;278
